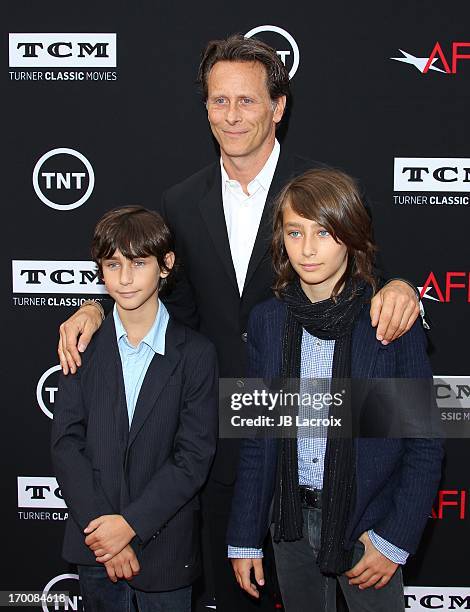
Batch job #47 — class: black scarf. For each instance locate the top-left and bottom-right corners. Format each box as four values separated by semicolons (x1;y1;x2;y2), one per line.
273;277;370;575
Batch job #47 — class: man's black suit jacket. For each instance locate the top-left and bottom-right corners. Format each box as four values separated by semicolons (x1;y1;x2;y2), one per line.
159;152;327;484
51;313;218;592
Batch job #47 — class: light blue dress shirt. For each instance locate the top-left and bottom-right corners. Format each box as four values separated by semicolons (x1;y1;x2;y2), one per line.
113;300;169;428
228;329;409;564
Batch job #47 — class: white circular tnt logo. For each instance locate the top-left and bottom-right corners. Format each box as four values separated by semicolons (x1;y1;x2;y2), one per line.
33;147;94;210
37;365;61;419
245;25;300;79
42;573;82;612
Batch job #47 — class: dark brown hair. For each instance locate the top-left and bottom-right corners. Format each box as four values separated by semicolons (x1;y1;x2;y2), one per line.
91;206;175;290
197;33;290;102
272;168;377;298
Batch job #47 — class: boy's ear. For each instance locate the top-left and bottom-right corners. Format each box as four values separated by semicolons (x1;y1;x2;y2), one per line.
160;251;175;277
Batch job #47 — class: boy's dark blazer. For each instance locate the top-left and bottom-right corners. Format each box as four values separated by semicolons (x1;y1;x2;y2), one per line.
226;297;443;556
51;313;218;592
159;151;327;484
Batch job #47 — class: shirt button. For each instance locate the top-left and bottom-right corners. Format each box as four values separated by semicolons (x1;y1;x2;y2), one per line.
241;332;248;343
315;340;321;347
312;458;319;463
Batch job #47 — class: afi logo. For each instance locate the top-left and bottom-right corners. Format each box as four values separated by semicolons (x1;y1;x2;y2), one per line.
431;490;467;520
391;42;470;74
17;477;66;508
9;33;116;68
418;272;470;303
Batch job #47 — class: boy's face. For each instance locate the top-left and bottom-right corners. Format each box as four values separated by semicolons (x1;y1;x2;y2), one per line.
282;202;348;302
101;249;174;312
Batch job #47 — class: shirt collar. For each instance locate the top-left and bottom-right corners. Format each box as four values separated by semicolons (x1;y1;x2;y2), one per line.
113;299;169;355
220;139;280;194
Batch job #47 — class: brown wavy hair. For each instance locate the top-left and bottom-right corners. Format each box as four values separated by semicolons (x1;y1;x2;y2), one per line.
272;168;377;298
91;206;175;292
197;34;290;103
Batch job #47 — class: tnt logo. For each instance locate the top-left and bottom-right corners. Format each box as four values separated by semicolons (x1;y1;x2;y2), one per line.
245;25;300;79
42;574;83;612
37;365;61;419
33;148;94;210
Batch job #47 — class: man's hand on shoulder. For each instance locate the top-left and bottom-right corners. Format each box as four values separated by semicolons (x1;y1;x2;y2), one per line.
231;558;265;599
345;531;399;590
104;544;140;583
58;304;103;374
370;280;419;345
84;514;136;563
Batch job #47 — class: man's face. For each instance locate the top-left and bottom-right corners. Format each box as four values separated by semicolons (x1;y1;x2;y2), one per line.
206;60;285;161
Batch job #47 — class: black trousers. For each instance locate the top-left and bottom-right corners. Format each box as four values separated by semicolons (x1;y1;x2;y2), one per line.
193;478;280;612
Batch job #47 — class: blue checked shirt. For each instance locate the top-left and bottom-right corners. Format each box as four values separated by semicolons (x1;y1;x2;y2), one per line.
228;329;409;564
113;300;169;428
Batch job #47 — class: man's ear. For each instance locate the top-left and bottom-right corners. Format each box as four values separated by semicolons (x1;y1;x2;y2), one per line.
160;251;175;277
273;95;287;124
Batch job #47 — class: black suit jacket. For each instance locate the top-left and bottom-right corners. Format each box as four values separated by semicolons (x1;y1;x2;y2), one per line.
51;314;218;591
159;152;327;483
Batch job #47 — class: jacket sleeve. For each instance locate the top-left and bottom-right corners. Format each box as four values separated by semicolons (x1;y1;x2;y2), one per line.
121;342;218;545
51;367;112;531
372;319;444;553
227;307;277;548
157;191;200;329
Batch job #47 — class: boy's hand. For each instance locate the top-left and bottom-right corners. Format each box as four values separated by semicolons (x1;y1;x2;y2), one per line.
231;558;265;599
84;514;136;562
58;305;103;374
104;544;140;583
345;531;399;590
370;280;419;345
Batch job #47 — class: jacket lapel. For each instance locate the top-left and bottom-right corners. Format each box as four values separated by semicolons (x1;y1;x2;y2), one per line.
127;320;184;448
351;309;380;378
243;152;292;293
198;164;238;293
99;316;129;449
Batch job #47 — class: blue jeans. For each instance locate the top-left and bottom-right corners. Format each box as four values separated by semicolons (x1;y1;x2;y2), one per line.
77;565;192;612
272;508;405;612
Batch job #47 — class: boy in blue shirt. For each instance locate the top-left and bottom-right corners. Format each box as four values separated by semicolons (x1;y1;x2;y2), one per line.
52;206;218;612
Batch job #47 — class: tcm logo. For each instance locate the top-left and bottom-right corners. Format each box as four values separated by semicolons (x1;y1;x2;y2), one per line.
394;158;470;192
9;33;116;68
17;477;66;509
37;364;61;419
404;587;470;610
42;573;82;612
391;42;470;74
245;25;299;79
418;272;470;303
12;261;107;295
33;148;94;210
431;490;467;520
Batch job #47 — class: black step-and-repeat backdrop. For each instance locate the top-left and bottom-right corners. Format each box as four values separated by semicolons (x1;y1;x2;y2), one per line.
3;1;469;610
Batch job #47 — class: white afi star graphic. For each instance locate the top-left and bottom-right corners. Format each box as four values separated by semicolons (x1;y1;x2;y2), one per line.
417;286;441;301
391;49;447;73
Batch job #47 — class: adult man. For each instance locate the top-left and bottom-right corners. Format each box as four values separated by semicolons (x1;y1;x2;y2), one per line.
58;35;420;611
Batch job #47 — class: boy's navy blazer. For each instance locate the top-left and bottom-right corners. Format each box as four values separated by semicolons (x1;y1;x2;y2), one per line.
51;313;218;592
227;297;443;555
